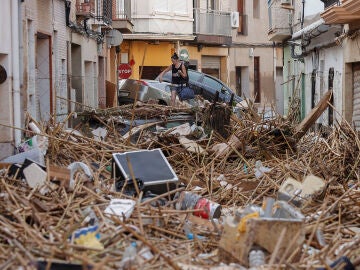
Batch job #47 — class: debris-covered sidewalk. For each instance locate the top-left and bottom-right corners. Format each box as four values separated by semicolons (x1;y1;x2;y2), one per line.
0;99;359;270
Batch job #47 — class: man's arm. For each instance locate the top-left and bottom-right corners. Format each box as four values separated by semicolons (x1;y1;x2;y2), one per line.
178;64;187;79
159;65;171;82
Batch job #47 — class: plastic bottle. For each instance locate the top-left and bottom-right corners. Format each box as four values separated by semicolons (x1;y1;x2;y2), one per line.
248;249;265;268
183;221;194;240
120;242;137;268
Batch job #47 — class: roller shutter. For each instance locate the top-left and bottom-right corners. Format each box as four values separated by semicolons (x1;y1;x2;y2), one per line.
201;56;221;69
353;63;360;130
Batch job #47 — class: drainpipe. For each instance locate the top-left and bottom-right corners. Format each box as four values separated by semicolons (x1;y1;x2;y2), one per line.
12;0;22;146
273;42;276;82
301;0;305;29
19;1;23;89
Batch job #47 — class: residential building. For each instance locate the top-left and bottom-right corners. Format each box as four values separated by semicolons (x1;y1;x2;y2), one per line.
230;0;283;114
112;0;234;85
112;0;281;112
268;0;355;129
321;0;360;129
0;0;112;160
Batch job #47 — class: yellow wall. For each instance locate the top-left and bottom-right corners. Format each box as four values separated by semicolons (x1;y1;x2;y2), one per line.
120;41;175;80
115;41;229;81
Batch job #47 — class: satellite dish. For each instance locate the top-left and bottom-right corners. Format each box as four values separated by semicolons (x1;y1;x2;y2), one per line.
106;29;123;47
0;65;7;84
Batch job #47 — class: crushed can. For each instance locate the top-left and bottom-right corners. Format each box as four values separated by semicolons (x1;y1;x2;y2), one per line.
193;197;222;219
175;191;222;219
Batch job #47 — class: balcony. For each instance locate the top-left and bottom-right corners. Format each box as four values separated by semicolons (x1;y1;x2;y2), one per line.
320;0;340;9
268;0;292;42
84;0;112;27
193;8;232;45
321;0;360;25
112;0;133;33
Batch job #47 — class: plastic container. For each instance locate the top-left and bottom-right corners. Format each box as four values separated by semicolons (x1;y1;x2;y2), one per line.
248;249;265;268
17;134;48;156
120;242;137;268
1;148;45;166
175;191;201;211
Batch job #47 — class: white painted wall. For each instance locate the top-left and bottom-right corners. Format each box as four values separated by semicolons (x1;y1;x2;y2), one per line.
0;1;15;158
132;0;193;34
303;46;343;126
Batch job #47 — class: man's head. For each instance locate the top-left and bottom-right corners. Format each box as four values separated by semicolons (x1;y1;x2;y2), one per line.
171;53;179;61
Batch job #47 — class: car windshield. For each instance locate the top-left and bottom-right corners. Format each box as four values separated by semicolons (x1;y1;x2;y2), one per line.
155;72;171;82
156;69;201;83
202;76;226;92
155;69;242;103
188;70;202;82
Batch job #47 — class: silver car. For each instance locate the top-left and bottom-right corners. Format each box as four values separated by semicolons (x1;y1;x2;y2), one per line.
118;79;172;105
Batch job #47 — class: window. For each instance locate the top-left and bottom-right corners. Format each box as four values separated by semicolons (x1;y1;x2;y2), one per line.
237;0;247;35
254;57;260;103
328;68;334;125
203;76;223;92
188;70;202;82
311;70;316;109
207;0;216;10
253;0;260;19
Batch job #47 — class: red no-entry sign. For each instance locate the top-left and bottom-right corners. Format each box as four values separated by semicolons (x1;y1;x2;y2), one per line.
118;63;132;79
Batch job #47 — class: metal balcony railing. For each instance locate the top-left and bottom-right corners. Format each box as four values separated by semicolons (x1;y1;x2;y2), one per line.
95;0;112;25
113;0;131;21
321;0;340;9
193;8;232;37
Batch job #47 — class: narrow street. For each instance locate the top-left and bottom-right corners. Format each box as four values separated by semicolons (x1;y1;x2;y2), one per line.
1;0;360;269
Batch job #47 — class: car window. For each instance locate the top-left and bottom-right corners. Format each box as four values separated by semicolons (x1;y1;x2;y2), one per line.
188;70;202;82
202;76;225;92
155;71;172;82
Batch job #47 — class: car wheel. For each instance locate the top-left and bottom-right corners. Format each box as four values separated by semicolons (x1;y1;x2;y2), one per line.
158;100;167;106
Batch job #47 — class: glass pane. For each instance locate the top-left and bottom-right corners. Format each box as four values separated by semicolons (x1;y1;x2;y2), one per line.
203;76;223;91
188;70;202;82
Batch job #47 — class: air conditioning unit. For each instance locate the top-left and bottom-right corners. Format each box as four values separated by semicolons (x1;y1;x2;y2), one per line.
281;0;291;5
230;12;239;28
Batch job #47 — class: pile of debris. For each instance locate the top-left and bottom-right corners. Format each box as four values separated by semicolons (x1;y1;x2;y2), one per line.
0;99;359;270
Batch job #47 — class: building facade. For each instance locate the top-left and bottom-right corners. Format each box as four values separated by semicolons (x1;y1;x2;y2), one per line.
0;0;112;160
230;0;284;114
112;0;281;113
112;0;233;84
268;0;360;130
322;0;360;129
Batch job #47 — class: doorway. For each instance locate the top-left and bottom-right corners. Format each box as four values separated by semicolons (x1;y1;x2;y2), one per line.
254;57;260;103
36;33;52;121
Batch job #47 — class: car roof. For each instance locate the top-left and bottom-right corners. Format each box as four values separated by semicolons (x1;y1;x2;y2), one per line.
156;69;242;102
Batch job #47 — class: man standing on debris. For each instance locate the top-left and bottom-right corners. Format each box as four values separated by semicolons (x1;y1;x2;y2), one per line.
159;52;187;107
